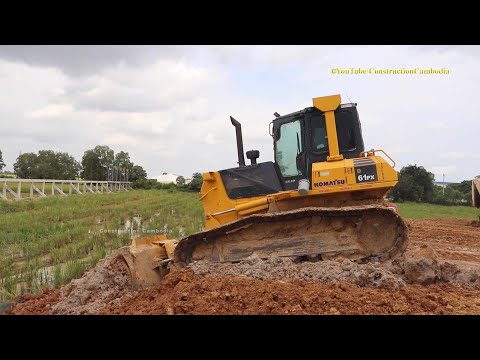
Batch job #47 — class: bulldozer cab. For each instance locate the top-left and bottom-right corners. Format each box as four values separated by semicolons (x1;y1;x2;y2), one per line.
219;95;367;198
271;102;365;190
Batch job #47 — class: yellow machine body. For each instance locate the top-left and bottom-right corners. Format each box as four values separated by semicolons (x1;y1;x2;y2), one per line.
121;94;409;288
200;94;399;230
201;153;398;230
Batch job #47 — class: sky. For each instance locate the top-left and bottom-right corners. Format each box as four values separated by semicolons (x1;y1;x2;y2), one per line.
0;45;479;182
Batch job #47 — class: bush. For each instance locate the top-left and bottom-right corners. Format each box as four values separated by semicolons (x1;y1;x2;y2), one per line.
431;184;471;206
187;172;203;192
390;165;434;203
132;179;157;189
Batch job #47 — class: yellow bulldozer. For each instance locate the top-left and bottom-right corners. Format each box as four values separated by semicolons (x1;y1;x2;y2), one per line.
473;176;480;208
119;94;409;289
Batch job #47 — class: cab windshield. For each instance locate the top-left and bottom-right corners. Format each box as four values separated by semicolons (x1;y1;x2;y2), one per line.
275;120;302;177
311;111;357;153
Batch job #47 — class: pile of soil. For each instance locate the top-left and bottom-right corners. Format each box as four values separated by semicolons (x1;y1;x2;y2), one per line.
6;218;480;315
99;271;480;315
7;253;132;315
189;255;406;289
10;269;480;315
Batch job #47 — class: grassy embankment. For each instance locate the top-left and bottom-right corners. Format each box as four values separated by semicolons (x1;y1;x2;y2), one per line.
397;202;479;220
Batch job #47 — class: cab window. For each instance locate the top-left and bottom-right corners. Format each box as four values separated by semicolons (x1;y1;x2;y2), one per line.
275;120;302;177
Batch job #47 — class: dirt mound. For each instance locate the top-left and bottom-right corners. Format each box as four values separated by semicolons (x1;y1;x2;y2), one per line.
11;268;480;315
189;255;406;289
471;220;480;228
9;252;480;315
7;253;132;315
101;270;480;315
6;218;480;315
408;219;480;264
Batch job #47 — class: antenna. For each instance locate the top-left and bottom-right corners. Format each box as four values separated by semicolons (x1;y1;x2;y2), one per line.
346;93;353;104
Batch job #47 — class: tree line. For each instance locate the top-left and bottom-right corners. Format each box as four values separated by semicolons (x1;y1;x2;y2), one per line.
389;165;476;206
3;147;473;200
0;146;147;182
132;172;203;192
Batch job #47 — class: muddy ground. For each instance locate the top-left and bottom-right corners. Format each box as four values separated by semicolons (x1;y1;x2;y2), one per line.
6;218;480;315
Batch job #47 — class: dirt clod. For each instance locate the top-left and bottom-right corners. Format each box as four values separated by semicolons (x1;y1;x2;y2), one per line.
402;246;440;284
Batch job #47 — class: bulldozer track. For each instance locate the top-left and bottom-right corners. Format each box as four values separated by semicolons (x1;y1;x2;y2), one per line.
174;205;408;265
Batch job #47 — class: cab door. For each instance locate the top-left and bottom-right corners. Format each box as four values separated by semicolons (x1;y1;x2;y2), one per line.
273;114;307;190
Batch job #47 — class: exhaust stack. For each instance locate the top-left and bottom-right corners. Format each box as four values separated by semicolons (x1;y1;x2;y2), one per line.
230;116;246;167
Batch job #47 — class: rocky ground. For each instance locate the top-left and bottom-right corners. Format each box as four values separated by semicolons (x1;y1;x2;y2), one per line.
5;218;480;315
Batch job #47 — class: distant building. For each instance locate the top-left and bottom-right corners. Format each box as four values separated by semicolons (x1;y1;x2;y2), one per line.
434;181;458;187
155;172;192;184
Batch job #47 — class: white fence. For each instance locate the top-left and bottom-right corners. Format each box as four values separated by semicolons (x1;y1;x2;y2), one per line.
0;178;132;201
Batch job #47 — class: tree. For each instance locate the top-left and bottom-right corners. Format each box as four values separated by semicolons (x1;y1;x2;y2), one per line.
81;150;102;180
438;180;473;206
0;149;5;171
94;145;114;180
13;150;80;179
129;165;147;182
94;145;114;167
449;180;472;195
188;172;203;192
14;153;38;178
389;165;435;202
36;150;58;179
55;152;82;180
113;151;134;181
113;151;133;169
176;176;186;185
81;145;114;180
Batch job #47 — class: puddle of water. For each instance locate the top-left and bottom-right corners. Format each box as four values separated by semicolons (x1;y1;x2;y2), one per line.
0;301;12;314
124;217;142;232
0;248;118;302
178;226;186;238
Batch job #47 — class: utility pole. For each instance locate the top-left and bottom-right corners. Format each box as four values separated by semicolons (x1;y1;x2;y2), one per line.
443;173;445;196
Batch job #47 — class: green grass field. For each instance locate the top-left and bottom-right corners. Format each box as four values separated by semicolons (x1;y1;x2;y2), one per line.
0;189;203;300
397;202;479;220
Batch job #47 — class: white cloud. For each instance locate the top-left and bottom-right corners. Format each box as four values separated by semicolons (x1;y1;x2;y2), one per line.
0;46;479;182
205;133;217;145
429;165;457;176
440;152;480;160
61;59;222;114
102;133;138;147
427;121;448;130
25;103;73;118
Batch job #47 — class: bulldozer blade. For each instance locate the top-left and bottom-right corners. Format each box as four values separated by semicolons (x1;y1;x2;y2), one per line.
174;205;408;265
116;235;172;289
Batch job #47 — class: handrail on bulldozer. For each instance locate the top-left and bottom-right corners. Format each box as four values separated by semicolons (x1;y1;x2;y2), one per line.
359;149;396;168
